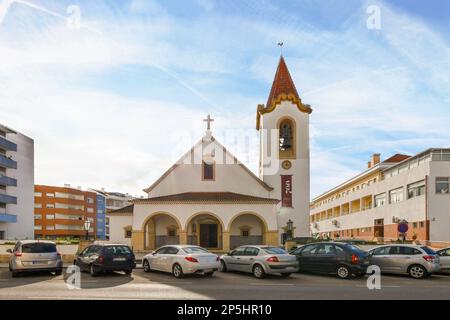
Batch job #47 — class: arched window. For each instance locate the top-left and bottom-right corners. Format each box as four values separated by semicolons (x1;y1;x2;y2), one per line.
279;118;295;158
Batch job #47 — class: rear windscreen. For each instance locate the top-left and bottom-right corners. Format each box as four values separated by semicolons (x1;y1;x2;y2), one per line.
263;247;287;254
22;243;56;253
183;247;209;254
421;246;436;255
104;246;132;255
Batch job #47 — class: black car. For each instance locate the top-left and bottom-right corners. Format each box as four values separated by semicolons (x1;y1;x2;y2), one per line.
290;242;370;279
74;244;136;276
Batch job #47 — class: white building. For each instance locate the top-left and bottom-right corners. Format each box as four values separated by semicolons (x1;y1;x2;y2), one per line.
107;56;312;251
0;124;34;240
310;149;450;245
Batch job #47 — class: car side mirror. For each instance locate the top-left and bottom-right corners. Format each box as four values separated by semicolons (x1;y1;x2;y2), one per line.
6;249;12;254
151;251;156;255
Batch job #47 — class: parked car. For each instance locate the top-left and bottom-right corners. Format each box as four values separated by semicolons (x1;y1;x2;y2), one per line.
368;244;440;279
435;247;450;273
220;245;298;279
7;240;63;277
143;245;219;278
290;242;369;279
74;243;136;277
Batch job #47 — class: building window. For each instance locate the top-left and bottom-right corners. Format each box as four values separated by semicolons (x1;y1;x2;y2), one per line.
46;214;55;220
34;214;42;220
87;207;94;213
242;230;250;237
34;192;42;197
202;161;214;180
46;204;55;209
46;193;54;198
408;180;425;199
279;119;293;152
46;225;55;230
419;221;425;228
34;225;42;230
389;187;404;204
436;177;449;194
34;203;42;209
124;229;132;238
167;226;177;237
413;222;418;229
87;197;94;204
374;193;386;207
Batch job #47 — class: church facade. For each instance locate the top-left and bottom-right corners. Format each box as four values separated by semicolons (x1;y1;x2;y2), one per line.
107;56;312;252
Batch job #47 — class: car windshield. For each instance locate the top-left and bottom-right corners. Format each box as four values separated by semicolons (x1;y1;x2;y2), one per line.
182;247;209;254
104;246;132;255
263;247;287;254
22;243;56;253
421;246;436;255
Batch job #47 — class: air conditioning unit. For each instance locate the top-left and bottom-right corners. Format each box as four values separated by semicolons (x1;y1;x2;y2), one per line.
332;219;339;226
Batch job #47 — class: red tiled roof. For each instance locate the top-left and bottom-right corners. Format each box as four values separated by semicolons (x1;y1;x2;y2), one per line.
383;154;411;163
266;55;300;108
133;192;279;204
106;204;134;215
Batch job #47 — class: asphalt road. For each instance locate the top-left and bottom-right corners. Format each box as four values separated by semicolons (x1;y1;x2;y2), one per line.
0;267;449;300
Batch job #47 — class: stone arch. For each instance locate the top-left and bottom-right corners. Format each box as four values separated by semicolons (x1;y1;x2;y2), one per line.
228;212;269;249
142;212;183;250
185;212;225;250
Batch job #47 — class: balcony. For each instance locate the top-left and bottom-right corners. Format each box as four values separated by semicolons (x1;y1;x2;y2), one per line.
0;154;17;169
0;193;17;204
0;213;17;223
0;174;17;187
0;136;17;152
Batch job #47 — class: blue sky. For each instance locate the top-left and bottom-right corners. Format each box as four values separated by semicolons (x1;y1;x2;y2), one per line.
1;0;449;198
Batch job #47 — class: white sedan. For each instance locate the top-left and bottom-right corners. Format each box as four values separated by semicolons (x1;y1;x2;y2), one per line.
142;245;220;278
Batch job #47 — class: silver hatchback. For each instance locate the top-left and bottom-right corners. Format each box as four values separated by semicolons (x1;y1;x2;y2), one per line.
8;240;63;277
220;245;298;279
368;244;440;279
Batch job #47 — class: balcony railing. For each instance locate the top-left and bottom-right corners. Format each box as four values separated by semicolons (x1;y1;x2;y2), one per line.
0;193;17;204
0;154;17;169
0;174;17;187
0;136;17;152
0;213;17;222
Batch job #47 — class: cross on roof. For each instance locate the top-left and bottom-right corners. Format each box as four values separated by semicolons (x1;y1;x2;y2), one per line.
203;114;214;130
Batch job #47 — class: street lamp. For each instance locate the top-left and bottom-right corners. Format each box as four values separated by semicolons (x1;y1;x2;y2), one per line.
84;219;91;241
286;219;293;241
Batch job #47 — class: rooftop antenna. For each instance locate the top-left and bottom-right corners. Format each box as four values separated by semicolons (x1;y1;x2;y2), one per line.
278;42;284;55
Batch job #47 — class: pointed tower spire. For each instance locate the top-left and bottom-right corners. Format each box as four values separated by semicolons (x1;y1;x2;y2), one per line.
266;56;300;108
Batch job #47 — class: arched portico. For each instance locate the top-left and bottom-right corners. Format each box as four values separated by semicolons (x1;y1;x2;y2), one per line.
227;212;269;249
185;212;225;250
142;212;182;250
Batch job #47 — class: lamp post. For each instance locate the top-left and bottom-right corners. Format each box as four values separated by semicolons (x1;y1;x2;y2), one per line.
84;219;91;241
286;219;293;241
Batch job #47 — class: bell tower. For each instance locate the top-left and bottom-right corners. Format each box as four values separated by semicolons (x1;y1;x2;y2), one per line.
257;56;312;238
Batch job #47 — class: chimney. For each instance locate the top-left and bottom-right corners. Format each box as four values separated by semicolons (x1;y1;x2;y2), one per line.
368;153;381;168
64;184;71;188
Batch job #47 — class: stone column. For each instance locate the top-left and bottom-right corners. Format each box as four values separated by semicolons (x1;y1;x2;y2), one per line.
131;230;145;252
179;231;188;245
222;231;230;252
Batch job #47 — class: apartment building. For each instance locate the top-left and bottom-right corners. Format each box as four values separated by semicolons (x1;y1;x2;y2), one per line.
0;124;34;240
89;189;133;240
310;149;450;244
34;185;97;239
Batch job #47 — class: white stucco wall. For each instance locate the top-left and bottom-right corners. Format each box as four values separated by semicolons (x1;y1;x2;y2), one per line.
428;161;450;242
108;215;133;246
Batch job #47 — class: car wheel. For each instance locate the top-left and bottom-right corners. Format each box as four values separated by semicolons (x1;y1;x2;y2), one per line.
280;273;291;278
143;259;151;273
253;264;266;279
90;264;98;277
124;269;132;275
336;265;351;279
11;271;18;278
205;272;214;277
408;264;427;279
172;264;184;278
219;260;227;272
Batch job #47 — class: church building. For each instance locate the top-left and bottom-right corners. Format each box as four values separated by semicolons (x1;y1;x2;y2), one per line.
107;56;312;252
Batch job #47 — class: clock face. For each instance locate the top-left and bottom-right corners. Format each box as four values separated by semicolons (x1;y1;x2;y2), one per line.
282;160;292;170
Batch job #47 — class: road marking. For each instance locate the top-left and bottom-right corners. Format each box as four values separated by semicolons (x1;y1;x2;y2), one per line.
250;283;294;286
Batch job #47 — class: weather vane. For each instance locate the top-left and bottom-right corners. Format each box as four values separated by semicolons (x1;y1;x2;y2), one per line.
278;42;284;55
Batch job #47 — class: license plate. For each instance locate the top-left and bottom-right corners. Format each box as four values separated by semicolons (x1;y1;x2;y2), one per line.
203;269;213;273
113;257;126;261
32;261;41;265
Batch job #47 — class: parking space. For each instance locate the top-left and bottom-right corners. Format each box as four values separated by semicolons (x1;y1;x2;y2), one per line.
1;267;450;300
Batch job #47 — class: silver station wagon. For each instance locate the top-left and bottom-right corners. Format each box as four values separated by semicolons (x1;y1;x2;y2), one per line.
220;245;299;278
8;240;63;277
